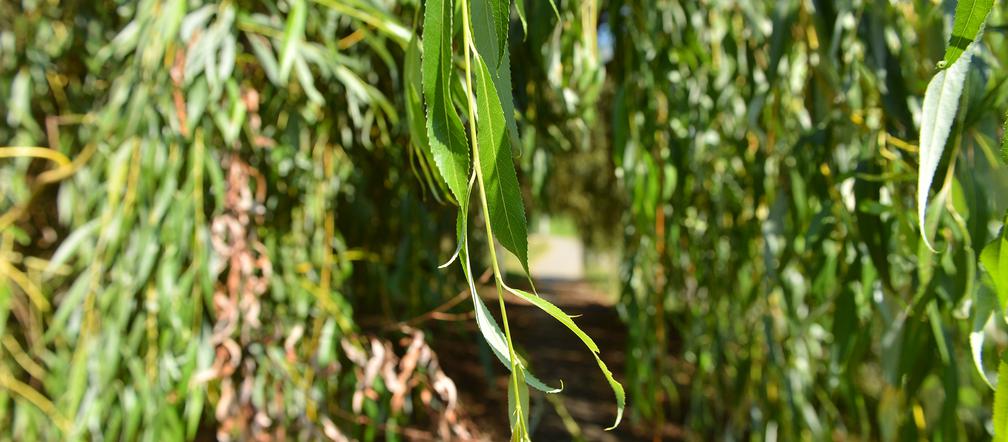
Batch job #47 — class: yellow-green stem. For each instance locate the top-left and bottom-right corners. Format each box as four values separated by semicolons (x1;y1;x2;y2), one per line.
458;0;526;432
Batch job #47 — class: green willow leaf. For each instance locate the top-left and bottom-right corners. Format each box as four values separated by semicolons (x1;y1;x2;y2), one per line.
456;208;560;393
278;0;306;83
422;0;470;204
474;54;530;273
513;0;526;36
918;44;972;250
995;355;1008;442
406;35;450;201
485;0;509;64
505;286;625;429
981;220;1008;310
971;287;996;389
405;37;429;155
940;0;992;69
472;0;521;151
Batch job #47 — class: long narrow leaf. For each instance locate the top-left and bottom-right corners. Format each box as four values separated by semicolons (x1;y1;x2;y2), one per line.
971;288;996;389
278;0;306;83
504;285;625;429
918;45;972;250
995;356;1008;441
456;210;559;393
422;0;470;203
471;0;521;152
981;222;1008;310
474;54;530;274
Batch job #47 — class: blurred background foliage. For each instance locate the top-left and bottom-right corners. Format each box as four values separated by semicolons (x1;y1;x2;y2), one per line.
600;1;1008;439
2;0;1008;441
1;0;470;440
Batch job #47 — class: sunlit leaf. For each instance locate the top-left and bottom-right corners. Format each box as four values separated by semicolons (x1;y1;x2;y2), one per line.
918;44;973;250
996;355;1008;441
472;0;521;151
457;208;559;393
1002;115;1008;163
940;0;993;69
982;220;1008;311
971;288;997;389
474;54;530;273
278;0;306;83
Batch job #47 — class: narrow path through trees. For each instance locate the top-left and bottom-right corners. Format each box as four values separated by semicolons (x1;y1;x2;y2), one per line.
434;278;683;441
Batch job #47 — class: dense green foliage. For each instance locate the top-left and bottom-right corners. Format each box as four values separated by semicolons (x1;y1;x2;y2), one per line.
3;0;1008;441
604;1;1008;439
1;0;470;440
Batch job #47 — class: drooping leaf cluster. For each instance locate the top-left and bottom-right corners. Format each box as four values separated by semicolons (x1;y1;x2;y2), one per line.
415;0;623;437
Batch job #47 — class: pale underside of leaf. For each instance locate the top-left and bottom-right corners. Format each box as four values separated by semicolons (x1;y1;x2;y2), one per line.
971;287;996;389
450;171;557;392
918;44;973;250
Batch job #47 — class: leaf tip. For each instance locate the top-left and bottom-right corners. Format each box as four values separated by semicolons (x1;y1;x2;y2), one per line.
604;403;624;431
546;379;564;394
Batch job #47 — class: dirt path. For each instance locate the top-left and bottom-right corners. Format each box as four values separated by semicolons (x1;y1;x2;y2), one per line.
433;278;682;441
